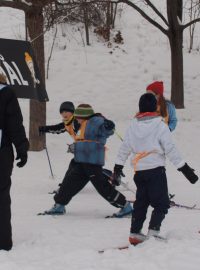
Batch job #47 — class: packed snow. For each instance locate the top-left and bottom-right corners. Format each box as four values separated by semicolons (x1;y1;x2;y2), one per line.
0;3;200;270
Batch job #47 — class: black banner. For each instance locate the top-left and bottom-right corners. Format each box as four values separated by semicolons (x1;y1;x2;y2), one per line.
0;38;48;102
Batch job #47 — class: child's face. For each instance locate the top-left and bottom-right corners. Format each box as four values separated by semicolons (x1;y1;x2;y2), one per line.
61;111;73;120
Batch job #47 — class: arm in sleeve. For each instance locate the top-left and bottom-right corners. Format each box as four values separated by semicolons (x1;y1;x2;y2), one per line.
167;102;177;132
159;125;184;169
115;126;132;166
44;122;65;134
6;90;29;155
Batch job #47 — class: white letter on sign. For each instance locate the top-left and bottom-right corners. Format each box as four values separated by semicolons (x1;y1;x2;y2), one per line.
3;62;22;85
12;62;29;86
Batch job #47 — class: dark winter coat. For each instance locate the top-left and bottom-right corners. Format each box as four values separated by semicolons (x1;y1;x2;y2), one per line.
0;84;29;156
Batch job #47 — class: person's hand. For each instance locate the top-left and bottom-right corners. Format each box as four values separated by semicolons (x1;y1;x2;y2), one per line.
16;153;28;168
67;143;75;154
178;163;198;184
112;164;125;186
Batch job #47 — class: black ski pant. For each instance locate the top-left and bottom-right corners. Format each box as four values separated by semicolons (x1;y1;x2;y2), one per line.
131;167;170;234
54;160;126;208
0;146;13;251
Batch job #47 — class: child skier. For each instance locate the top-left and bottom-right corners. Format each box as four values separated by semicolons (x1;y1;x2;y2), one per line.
113;93;198;245
42;104;132;217
146;81;177;131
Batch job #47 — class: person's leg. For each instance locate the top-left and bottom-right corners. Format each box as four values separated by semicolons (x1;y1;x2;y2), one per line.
130;172;149;234
54;162;88;206
0;147;13;251
148;167;170;233
55;159;76;193
85;164;127;208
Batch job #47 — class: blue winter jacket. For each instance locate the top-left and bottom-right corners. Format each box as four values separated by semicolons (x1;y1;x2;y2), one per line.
74;116;114;166
166;101;177;132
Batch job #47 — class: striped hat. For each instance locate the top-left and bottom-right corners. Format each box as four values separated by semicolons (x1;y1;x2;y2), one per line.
74;104;94;119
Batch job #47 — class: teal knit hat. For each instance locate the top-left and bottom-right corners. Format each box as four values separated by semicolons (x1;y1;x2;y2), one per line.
74;104;95;118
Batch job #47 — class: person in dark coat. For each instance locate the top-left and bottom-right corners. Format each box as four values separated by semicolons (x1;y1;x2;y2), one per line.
42;104;132;217
0;73;29;251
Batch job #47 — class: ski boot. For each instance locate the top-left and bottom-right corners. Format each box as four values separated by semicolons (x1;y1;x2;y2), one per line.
129;232;146;246
114;202;133;218
44;203;66;215
147;229;159;238
146;229;166;242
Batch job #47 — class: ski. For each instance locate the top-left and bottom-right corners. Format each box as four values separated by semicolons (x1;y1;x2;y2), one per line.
99;236;167;253
98;245;129;253
170;201;199;210
105;213;132;219
37;212;50;216
37;211;64;216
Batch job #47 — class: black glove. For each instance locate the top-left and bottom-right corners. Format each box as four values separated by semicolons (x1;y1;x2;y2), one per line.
104;119;115;130
67;143;75;154
16;153;28;168
112;164;125;186
178;163;198;184
39;126;47;135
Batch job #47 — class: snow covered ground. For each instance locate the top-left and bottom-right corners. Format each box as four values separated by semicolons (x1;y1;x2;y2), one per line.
0;3;200;270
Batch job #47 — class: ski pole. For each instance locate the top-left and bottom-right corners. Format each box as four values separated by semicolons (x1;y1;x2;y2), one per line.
114;130;123;141
121;180;136;194
45;145;54;179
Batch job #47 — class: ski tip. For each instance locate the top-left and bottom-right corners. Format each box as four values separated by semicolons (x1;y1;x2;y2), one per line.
37;212;45;216
98;245;129;253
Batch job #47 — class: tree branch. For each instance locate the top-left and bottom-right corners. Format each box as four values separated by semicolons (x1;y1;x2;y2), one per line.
0;0;30;11
182;17;200;30
144;0;169;26
118;0;169;36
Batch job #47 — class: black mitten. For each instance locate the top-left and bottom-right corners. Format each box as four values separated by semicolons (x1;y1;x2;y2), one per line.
16;153;28;168
112;164;125;186
104;119;115;130
178;163;198;184
67;143;75;154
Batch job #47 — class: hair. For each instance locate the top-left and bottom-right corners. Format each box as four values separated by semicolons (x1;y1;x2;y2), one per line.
157;95;168;118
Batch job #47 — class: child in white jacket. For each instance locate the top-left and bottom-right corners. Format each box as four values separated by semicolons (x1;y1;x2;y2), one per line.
113;93;198;245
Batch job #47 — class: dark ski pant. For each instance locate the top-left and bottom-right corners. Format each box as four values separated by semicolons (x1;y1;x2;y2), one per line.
131;167;170;233
0;147;13;251
54;159;126;208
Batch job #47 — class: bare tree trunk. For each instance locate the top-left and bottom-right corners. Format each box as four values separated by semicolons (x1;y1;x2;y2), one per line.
83;3;90;46
112;3;118;29
167;0;184;108
46;25;57;79
189;23;195;53
26;7;46;151
169;30;184;108
106;1;111;41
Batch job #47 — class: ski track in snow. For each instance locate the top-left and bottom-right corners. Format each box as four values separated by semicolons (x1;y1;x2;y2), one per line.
0;4;200;270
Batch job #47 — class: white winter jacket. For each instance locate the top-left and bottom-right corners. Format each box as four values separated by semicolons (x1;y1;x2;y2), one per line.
115;116;185;171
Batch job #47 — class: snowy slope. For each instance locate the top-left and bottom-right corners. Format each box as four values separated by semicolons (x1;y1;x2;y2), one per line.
0;4;200;270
